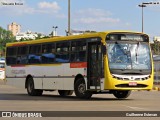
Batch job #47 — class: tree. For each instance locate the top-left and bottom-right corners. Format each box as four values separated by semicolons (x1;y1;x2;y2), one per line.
150;40;160;55
0;26;16;56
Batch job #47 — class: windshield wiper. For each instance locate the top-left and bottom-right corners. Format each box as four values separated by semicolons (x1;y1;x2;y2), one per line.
135;42;140;62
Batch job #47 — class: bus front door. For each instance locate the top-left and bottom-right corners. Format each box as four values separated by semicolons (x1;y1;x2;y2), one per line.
87;42;102;90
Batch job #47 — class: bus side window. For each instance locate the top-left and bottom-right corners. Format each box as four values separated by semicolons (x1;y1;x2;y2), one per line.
17;46;28;64
6;47;17;65
28;45;41;64
71;40;86;62
41;43;55;63
55;42;70;63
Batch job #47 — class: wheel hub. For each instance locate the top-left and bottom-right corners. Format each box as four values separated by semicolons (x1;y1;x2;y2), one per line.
78;83;85;94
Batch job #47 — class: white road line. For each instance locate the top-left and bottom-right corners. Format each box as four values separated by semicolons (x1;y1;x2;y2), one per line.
125;106;148;110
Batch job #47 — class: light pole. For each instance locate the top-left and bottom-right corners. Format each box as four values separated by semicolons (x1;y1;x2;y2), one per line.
138;4;146;33
68;0;71;35
53;26;58;36
138;2;160;33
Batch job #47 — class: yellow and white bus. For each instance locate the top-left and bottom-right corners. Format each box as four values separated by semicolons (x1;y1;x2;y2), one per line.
6;31;153;99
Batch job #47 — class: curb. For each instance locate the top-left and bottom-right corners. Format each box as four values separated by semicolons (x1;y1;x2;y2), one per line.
0;80;6;85
134;86;160;91
152;86;160;91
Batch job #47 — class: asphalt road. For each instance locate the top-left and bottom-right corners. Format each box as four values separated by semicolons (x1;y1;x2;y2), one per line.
0;80;160;120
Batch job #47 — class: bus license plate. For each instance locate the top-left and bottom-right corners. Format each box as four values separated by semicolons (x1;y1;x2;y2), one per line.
129;82;137;86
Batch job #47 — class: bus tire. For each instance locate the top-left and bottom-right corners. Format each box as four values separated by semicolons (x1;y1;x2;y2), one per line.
27;77;43;96
113;90;131;99
74;78;92;99
58;90;73;96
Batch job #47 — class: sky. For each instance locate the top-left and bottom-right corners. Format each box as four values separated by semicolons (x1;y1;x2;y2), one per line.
1;0;160;39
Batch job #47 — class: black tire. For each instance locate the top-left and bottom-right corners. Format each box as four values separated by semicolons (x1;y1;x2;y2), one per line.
74;78;92;99
58;90;73;97
27;77;43;96
113;90;131;99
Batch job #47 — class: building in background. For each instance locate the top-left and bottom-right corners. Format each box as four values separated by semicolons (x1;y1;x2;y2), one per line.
70;30;96;35
16;31;38;41
153;36;160;42
8;22;21;36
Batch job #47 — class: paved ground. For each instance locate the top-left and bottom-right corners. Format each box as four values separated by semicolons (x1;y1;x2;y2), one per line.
0;80;160;120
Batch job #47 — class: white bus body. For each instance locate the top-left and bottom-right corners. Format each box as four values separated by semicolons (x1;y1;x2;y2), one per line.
6;62;93;90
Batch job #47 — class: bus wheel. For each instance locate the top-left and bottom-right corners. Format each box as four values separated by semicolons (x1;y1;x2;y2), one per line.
58;90;73;96
74;78;92;99
27;77;43;96
113;90;131;99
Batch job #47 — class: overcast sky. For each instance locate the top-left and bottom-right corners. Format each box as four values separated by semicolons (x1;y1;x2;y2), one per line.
1;0;160;38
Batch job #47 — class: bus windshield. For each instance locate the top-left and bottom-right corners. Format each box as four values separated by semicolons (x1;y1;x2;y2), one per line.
106;41;151;75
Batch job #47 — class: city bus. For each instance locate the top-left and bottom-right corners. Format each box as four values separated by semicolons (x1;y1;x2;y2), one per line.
0;58;5;80
6;31;153;99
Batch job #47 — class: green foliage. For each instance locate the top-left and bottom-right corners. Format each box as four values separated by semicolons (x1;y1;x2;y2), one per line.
19;37;30;41
151;41;160;55
35;35;50;40
0;26;16;56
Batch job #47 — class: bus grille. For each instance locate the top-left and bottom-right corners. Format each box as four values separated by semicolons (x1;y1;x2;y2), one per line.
113;76;150;81
115;84;148;88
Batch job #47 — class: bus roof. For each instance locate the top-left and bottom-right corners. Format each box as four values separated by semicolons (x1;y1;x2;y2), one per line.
6;30;146;47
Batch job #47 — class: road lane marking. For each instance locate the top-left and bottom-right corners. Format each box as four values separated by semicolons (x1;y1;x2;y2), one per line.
125;106;148;110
